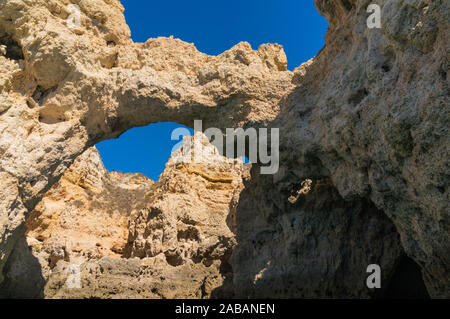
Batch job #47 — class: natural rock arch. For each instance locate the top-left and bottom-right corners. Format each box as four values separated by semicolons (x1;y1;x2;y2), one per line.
0;0;448;297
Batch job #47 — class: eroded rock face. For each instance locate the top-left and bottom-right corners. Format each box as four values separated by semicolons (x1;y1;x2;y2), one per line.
233;173;415;298
0;147;153;297
271;0;449;297
26;147;152;260
125;133;246;262
0;0;292;284
0;0;448;298
1;137;247;298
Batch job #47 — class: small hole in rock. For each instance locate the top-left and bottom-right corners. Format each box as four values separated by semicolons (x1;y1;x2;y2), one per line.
439;66;447;81
341;0;353;11
0;34;24;60
348;88;368;106
32;86;57;106
382;64;391;73
165;253;184;267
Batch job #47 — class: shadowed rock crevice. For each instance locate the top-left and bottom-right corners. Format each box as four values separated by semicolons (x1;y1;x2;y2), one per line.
230;168;409;298
380;255;430;299
0;237;45;299
0;33;24;61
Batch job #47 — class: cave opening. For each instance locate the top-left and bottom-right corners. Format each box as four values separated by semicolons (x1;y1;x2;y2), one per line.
381;255;430;299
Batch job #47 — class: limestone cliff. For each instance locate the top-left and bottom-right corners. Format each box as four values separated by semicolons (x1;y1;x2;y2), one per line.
0;146;152;297
0;0;448;298
1;136;247;298
26;147;152;260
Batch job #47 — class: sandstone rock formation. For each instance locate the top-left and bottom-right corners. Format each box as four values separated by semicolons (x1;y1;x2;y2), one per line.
0;146;152;297
0;0;448;298
124;133;245;262
27;146;152;260
1;136;247;298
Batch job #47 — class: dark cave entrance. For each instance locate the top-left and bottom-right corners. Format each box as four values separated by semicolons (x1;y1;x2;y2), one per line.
381;255;430;299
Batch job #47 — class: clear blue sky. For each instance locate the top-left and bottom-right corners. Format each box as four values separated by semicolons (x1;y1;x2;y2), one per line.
96;0;328;180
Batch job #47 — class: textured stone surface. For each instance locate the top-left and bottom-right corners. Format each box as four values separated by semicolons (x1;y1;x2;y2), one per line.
233;173;408;298
25;147;152;259
125;133;246;262
274;0;449;297
0;147;153;297
0;0;448;298
1;138;246;298
0;0;292;285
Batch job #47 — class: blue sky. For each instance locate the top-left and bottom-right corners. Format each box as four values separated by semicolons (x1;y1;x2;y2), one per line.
96;0;328;180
